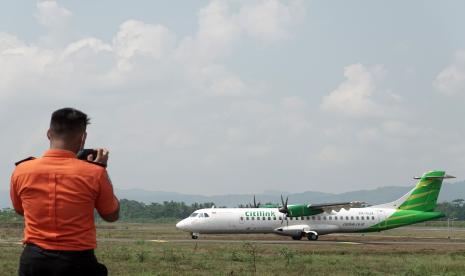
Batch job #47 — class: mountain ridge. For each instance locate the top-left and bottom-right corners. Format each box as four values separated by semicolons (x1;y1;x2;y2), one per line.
2;181;464;208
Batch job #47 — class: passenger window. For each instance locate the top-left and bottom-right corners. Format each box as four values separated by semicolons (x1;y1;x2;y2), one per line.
351;216;354;220
356;216;359;220
246;217;249;220
346;216;349;220
295;217;299;220
257;217;260;220
312;216;315;220
273;217;277;220
329;216;332;220
290;217;293;220
279;217;282;220
268;217;271;220
340;216;343;220
335;216;338;220
323;216;327;220
301;217;304;220
306;216;310;220
252;217;255;220
318;216;321;220
361;216;364;220
263;217;266;221
240;217;244;221
372;216;375;220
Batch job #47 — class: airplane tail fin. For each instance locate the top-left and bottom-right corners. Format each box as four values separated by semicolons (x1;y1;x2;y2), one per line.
374;171;454;212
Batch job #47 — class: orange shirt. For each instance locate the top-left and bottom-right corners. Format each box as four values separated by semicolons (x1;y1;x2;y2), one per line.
10;149;119;251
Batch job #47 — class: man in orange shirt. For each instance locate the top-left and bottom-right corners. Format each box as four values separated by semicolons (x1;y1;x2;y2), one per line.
10;107;119;276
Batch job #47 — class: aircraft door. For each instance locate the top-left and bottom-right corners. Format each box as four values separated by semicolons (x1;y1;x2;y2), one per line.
377;210;387;230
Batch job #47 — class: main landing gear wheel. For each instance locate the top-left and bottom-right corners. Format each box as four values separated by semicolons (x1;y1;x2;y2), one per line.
191;233;199;239
307;233;318;241
291;235;302;240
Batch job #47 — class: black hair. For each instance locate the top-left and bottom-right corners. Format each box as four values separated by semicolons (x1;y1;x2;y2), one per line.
50;108;90;138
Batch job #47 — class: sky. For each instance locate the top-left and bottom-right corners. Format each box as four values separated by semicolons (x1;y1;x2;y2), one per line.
1;0;465;195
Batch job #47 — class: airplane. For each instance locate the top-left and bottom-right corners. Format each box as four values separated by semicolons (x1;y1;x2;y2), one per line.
176;170;454;241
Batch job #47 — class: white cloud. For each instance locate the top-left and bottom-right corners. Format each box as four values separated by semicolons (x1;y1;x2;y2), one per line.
321;63;386;117
0;32;25;51
239;0;305;43
35;1;72;29
114;20;176;70
434;50;465;95
176;0;305;62
0;0;312;194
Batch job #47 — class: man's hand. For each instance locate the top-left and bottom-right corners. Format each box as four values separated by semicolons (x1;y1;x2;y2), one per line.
87;148;109;166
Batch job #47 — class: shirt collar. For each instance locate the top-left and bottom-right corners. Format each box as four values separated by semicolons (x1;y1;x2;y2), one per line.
43;149;77;158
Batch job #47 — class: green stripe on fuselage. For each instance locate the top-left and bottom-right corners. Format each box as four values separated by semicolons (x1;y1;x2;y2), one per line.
360;210;444;232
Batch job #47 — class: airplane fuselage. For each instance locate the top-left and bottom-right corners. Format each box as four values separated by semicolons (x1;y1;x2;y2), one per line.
175;206;443;239
176;171;449;240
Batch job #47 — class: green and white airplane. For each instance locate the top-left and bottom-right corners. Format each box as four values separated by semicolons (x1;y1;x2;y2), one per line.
176;171;454;240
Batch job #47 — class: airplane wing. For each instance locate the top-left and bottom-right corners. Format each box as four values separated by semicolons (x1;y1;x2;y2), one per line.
279;195;365;218
307;201;365;213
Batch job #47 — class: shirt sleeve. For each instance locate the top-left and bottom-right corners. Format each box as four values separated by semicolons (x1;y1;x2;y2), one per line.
10;173;24;214
95;170;119;215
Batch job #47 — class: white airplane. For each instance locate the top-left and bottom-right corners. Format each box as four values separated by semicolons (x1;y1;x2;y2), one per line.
176;171;454;240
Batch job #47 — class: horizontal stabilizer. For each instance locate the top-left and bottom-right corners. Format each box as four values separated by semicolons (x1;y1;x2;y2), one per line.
413;174;455;180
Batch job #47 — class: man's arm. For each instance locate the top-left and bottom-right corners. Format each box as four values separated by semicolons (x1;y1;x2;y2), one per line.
99;200;119;222
96;170;120;222
10;175;24;216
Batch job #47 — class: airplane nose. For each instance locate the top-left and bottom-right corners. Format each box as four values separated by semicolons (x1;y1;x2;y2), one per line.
176;220;186;230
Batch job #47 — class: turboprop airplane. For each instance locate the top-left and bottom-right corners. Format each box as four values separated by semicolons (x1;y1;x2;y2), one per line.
176;171;454;240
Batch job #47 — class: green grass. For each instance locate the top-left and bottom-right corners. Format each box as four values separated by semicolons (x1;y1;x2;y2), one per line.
3;242;465;275
2;222;465;275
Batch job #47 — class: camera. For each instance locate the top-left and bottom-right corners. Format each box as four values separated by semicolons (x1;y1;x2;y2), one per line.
77;149;97;160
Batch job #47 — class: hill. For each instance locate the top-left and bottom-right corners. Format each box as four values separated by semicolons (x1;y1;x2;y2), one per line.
2;181;463;208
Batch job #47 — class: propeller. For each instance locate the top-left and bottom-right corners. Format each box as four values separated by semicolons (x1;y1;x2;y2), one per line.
278;195;289;225
253;195;261;208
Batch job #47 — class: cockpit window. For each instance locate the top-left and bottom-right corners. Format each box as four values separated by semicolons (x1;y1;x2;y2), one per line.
189;212;199;217
204;213;209;217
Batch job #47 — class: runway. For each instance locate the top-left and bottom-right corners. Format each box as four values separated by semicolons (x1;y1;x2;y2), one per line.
146;238;465;246
2;238;465;248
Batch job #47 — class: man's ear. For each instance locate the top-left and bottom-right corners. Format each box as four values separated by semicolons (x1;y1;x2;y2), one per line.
47;129;52;140
80;132;87;149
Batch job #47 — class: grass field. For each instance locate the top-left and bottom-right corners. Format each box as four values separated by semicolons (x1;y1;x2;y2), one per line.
2;221;465;275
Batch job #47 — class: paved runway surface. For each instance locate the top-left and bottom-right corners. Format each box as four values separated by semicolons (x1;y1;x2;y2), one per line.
0;238;465;246
147;238;465;246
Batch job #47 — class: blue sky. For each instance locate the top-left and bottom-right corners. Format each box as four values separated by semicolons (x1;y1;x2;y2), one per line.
1;1;465;195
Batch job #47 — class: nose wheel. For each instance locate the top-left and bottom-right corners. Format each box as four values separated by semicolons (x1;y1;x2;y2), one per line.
191;233;199;239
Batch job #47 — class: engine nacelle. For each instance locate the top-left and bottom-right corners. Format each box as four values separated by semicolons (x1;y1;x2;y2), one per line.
286;204;323;217
274;224;310;237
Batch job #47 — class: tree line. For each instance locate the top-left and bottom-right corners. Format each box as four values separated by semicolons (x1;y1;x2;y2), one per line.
1;199;465;223
0;199;216;223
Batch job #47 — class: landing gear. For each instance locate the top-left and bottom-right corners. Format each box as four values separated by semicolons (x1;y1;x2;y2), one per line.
307;233;318;241
191;233;199;239
291;233;303;240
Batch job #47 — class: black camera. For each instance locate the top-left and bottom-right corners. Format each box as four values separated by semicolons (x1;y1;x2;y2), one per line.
77;149;97;160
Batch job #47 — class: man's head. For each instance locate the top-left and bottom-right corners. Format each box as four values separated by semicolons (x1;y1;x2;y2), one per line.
48;108;90;153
